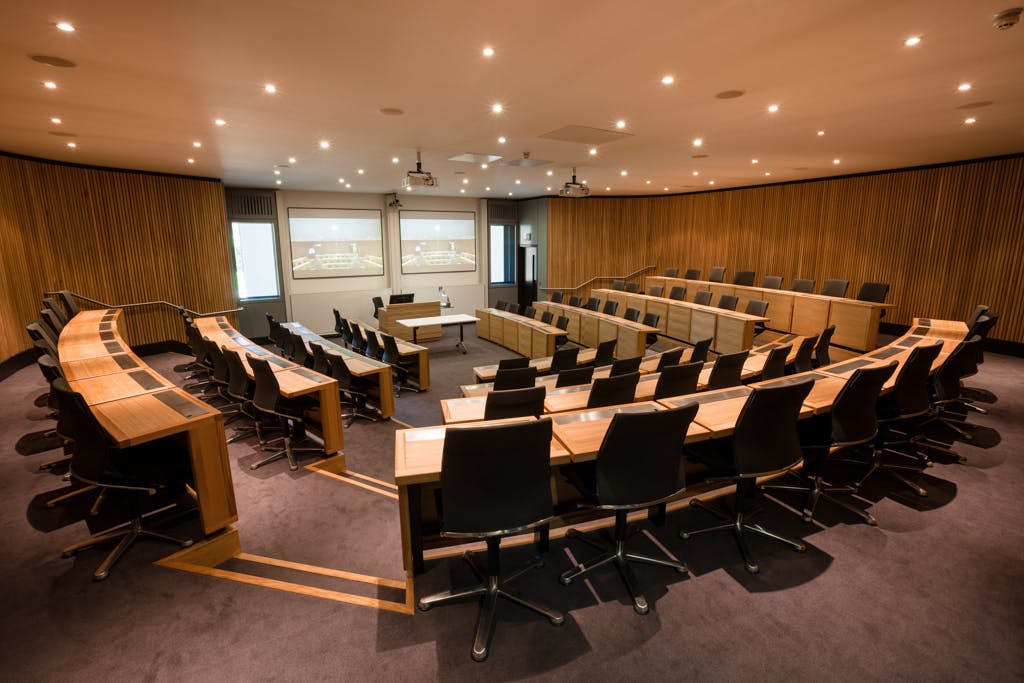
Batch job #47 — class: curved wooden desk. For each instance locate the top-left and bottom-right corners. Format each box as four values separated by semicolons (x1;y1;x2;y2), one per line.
349;320;430;391
58;309;237;536
532;301;660;358
475;308;566;359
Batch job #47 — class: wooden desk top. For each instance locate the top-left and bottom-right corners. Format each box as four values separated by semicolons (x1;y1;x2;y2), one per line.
642;277;897;311
538;301;660;333
473;348;599;382
282;321;391;376
593;288;770;323
69;368;175;405
397;313;479;327
90;388;219;448
550;402;711;461
61;352;148;381
481;308;565;335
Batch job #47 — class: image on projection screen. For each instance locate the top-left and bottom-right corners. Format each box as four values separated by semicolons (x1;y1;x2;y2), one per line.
287;208;385;278
399;210;477;274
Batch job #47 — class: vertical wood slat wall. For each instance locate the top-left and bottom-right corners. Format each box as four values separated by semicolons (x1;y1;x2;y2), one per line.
0;153;237;361
547;155;1024;344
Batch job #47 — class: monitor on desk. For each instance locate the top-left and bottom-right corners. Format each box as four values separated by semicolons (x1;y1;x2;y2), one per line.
389;293;415;304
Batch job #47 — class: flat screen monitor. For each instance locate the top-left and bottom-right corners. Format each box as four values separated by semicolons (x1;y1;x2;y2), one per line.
389;293;415;304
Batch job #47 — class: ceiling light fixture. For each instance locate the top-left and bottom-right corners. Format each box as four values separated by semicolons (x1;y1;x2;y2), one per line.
50;117;61;124
357;169;364;174
709;180;715;185
904;36;922;47
692;171;699;176
645;180;651;185
56;22;75;32
764;171;772;176
482;47;495;57
589;148;597;156
393;157;400;164
751;159;759;164
767;104;779;113
964;117;977;124
288;157;296;163
546;186;552;191
192;141;202;148
187;158;194;164
491;103;504;114
508;192;513;196
462;178;469;184
615;120;626;129
264;84;277;93
693;138;702;147
338;177;345;183
498;136;506;144
546;170;553;176
43;81;57;89
833;158;841;164
66;142;76;148
319;140;330;149
620;170;627;176
817;130;825;136
214;119;226;126
605;187;611;191
274;170;281;175
485;186;491;191
460;189;466;193
481;163;488;169
958;83;972;92
515;179;521;184
276;180;282;185
345;183;351;188
663;187;669;191
661;75;674;85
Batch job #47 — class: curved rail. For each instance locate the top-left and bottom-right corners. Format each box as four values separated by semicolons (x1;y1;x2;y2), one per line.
44;290;243;317
539;264;656;293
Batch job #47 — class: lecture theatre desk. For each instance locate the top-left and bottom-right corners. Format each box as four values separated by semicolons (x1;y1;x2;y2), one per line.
349;319;430;391
59;309;237;536
475;308;566;359
532;301;660;358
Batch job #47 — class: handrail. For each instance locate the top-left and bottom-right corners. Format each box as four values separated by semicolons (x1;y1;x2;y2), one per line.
44;290;243;318
539;264;657;293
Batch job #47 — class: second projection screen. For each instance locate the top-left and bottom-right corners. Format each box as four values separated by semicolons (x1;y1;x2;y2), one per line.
399;211;477;274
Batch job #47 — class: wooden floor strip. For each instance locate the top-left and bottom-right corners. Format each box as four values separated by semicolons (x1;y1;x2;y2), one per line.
305;464;399;499
389;417;415;429
237;552;407;589
343;470;399;490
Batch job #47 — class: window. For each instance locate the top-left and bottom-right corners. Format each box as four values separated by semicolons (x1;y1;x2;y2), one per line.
231;221;280;300
287;208;385;278
398;210;477;274
489;224;515;285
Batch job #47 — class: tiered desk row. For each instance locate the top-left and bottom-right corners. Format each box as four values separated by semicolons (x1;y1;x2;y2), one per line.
58;309;237;536
395;317;966;574
474;308;567;359
348;319;431;391
531;301;661;358
642;276;893;351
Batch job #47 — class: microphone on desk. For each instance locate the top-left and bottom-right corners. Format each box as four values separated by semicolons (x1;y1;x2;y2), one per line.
438;285;452;309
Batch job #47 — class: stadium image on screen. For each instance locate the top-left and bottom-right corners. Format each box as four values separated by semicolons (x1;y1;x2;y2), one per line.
288;208;385;278
399;211;476;274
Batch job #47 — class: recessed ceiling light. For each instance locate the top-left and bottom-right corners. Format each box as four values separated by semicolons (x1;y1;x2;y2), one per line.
274;169;281;175
482;47;495;57
288;157;297;163
192;141;202;148
508;192;513;196
663;187;669;191
393;157;400;164
964;117;976;124
546;170;553;176
276;180;282;185
645;180;651;185
904;36;922;47
481;163;488;169
50;117;61;124
338;178;345;183
345;183;351;188
515;179;521;184
661;75;675;85
64;141;75;148
958;83;972;92
767;104;779;113
546;186;552;191
485;186;491;191
817;130;825;136
187;158;194;164
751;159;759;164
264;84;277;94
498;136;507;144
692;171;699;176
56;22;75;32
833;158;841;164
692;138;702;147
491;103;504;114
462;178;469;184
214;119;226;126
357;169;364;174
43;81;57;89
581;180;587;184
615;120;626;129
589;148;598;156
709;180;715;185
605;187;611;191
764;171;771;176
620;170;627;176
319;140;330;149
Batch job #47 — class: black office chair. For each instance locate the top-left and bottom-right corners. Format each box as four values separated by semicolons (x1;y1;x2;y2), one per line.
965;305;989;330
852;342;944;496
680;378;815;573
550;347;580;374
333;309;353;348
201;338;241;414
498;357;531;370
568;296;583;308
788;334;819;374
37;313;62;346
550;292;564;304
495;301;508;312
706;349;749;390
265;313;283;349
593;338;617;367
814;325;836;367
587;372;640;408
26;321;59;359
689;337;713;364
540;311;554;324
371;296;385;320
641;312;660;346
348;321;367;355
560;405;699;614
716;295;739;311
247;356;322;471
554;316;570;348
601;300;619;316
623;307;641;322
611;280;626;291
308;341;331;375
382;333;420;393
41;308;65;336
417;420;563;662
624;282;640;293
493;366;539;391
221;347;269;444
790;278;815;294
555;366;594;387
523;306;537;319
648;285;664;297
744;299;770;335
732;271;755;287
857;282;890;318
364;329;385;362
761;275;784;289
664;267;680;278
913;336;982;459
326;353;379;425
693;290;713;306
668;286;686;301
585;297;601;311
609;356;642;377
683;268;701;280
655;347;684;371
760;344;792;380
653;361;704;400
821;279;849;298
483;386;546;420
764;363;898;526
58;290;80;317
708;266;727;283
52;379;193;581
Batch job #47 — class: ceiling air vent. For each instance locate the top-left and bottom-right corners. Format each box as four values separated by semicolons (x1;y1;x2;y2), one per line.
225;189;276;219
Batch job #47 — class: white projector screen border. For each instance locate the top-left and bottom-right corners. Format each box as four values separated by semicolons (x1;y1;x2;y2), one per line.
398;210;477;275
287;207;385;279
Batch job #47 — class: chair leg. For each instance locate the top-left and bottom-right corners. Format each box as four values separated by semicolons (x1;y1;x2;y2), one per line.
46;484;98;509
763;471;877;526
62;514;193;581
38;454;72;471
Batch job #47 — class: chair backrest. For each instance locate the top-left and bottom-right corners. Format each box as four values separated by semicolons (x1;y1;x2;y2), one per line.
555;316;570;331
587;371;640;409
732;271;755;286
792;334;819;373
760;344;792;380
932;336;981;402
56;291;80;318
495;300;508;312
280;328;297;359
815;325;835;366
790;278;815;293
890;342;943;417
611;280;625;291
26;321;58;355
569;296;583;308
202;338;230;382
821;279;849;298
642;312;660;328
717;295;739;311
550;292;564;304
965;304;989;329
290;332;312;367
51;378;122;484
37;353;63;383
744;299;769;318
664;267;679;278
364;330;383;360
483;386;546;420
761;275;783;289
440;419;553;536
653;361;703;400
601;300;618;316
689;337;712;364
706;349;749;390
493;366;539;391
372;296;384;319
585;297;600;311
624;282;640;293
708;266;727;283
309;342;331;375
498;357;530;370
222;347;253;400
609;356;642;377
379;333;401;365
266;314;284;347
683;268;701;280
656;347;684;370
968;313;997;340
648;285;664;298
348;320;366;352
624;307;641;322
856;282;890;303
248;356;282;413
523;305;537;319
327;352;356;391
332;308;345;335
594;338;617;366
669;286;686;301
42;297;69;326
185;324;207;363
693;290;713;306
594;404;699;506
555;366;594;387
550;347;580;373
831;362;898;446
732;378;815;476
540;311;554;324
40;310;63;338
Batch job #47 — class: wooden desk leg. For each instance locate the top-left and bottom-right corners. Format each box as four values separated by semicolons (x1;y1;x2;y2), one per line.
187;417;238;536
399;484;424;574
648;502;667;526
534;523;549;554
317;384;345;456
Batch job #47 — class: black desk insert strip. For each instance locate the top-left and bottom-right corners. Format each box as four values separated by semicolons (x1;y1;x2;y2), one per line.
895;336;925;348
153;391;207;418
113;354;139;370
103;341;124;353
292;368;328;383
99;331;116;341
129;370;164;391
687;387;751;405
827;358;876;374
869;346;905;359
99;322;113;331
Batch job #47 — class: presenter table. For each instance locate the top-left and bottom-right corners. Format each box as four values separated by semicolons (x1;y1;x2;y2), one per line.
397;314;479;353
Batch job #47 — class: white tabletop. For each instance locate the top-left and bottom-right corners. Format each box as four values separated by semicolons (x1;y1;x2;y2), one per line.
397;314;480;327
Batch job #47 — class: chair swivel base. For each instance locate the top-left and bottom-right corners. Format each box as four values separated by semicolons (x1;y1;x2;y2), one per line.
762;473;876;526
418;548;563;662
680;498;805;574
250;436;322;471
841;446;928;497
561;517;687;615
62;516;193;581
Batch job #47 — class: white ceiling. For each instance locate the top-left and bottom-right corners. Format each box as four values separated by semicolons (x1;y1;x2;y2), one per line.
1;0;1022;198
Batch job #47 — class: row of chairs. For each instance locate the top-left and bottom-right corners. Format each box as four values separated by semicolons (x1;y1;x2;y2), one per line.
328;310;420;393
658;266;890;302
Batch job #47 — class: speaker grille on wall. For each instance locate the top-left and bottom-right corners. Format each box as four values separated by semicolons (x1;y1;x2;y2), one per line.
488;199;517;222
225;189;276;219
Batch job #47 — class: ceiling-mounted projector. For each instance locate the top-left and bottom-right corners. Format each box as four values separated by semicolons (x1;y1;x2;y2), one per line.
402;151;438;190
558;166;590;197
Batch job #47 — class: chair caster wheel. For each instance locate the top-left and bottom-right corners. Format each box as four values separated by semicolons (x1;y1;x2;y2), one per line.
559;574;573;586
801;513;813;522
417;601;432;612
181;539;194;548
289;465;299;471
676;566;688;574
633;600;649;615
679;532;691;540
550;614;565;626
92;570;109;581
745;563;760;574
795;544;806;553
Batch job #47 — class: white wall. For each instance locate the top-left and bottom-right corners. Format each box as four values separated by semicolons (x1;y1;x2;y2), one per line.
274;190;488;334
